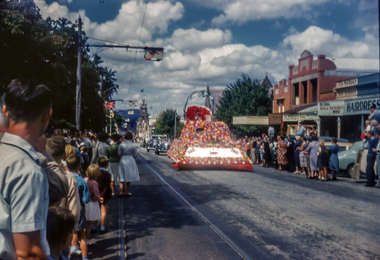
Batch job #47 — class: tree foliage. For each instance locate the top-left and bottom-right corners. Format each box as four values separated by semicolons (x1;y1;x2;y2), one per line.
215;73;273;136
0;1;118;133
154;108;183;138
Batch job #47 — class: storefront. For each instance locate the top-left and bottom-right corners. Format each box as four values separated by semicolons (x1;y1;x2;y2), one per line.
282;109;319;135
317;73;380;142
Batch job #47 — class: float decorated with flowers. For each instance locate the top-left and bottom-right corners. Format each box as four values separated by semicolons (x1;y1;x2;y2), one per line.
167;105;252;170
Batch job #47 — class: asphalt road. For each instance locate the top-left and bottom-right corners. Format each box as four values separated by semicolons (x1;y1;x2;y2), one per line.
131;146;380;260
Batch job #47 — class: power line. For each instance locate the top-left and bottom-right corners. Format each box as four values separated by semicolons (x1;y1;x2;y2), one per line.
127;0;149;96
87;36;124;45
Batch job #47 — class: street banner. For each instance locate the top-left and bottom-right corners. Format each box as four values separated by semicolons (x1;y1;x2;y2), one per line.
129;100;137;106
144;48;163;61
104;100;115;110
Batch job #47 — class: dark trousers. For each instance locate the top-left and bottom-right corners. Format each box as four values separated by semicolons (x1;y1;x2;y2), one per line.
366;155;376;186
270;135;275;143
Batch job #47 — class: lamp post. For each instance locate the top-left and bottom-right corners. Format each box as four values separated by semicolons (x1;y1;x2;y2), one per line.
337;117;341;138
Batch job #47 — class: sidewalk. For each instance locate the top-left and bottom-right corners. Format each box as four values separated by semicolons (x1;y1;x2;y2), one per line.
71;195;122;260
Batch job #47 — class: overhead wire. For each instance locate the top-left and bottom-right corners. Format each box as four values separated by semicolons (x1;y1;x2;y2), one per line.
127;0;149;96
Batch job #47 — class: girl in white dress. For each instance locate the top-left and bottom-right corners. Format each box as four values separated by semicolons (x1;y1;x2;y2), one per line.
118;132;139;197
84;164;101;244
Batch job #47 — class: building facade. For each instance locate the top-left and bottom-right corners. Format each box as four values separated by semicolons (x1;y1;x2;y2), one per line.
270;50;378;135
318;73;380;142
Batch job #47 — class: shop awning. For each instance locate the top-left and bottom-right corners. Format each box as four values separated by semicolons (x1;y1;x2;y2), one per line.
233;116;269;125
298;105;318;114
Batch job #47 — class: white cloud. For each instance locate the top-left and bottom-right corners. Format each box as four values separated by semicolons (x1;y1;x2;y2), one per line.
166;28;232;52
89;0;184;44
208;0;329;25
281;26;376;62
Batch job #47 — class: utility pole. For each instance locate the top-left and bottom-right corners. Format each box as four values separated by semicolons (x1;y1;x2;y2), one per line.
174;109;177;139
75;16;82;131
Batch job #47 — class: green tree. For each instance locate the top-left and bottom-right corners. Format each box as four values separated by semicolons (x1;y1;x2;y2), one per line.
215;73;273;136
154;108;183;138
0;1;119;133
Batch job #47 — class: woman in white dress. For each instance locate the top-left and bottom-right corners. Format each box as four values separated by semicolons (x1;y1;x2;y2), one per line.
118;131;139;197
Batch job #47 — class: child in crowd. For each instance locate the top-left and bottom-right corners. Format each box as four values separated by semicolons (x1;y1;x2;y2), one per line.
66;154;90;259
46;136;81;258
97;156;112;233
84;164;101;246
81;146;90;173
46;207;76;260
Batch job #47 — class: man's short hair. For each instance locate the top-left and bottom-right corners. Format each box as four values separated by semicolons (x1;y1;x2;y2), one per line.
111;133;120;143
46;207;75;247
370;104;376;110
367;130;374;136
124;131;133;140
4;78;52;123
98;156;109;168
66;154;81;171
47;136;66;158
69;140;77;147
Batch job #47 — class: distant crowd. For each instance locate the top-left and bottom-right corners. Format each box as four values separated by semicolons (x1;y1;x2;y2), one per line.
242;108;380;187
0;78;140;260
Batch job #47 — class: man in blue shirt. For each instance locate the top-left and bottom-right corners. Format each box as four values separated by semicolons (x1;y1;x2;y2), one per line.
296;122;306;137
369;104;380;123
0;78;52;259
366;130;378;187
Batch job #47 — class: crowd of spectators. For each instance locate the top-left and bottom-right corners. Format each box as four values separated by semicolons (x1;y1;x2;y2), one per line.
0;78;140;260
242;104;380;187
242;123;341;182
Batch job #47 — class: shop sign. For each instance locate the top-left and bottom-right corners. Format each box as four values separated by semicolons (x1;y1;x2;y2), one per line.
336;78;358;88
298;114;319;121
344;97;380;116
283;114;318;122
318;101;344;116
283;114;298;122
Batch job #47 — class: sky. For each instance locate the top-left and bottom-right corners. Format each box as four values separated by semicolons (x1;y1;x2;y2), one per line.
35;0;379;116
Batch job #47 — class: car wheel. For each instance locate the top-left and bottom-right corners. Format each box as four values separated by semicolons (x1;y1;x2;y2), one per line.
347;164;354;178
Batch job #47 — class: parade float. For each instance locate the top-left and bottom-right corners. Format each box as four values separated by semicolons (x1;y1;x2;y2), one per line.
167;104;253;170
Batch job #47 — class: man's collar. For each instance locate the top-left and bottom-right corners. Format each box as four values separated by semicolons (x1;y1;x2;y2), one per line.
1;132;40;164
100;167;107;171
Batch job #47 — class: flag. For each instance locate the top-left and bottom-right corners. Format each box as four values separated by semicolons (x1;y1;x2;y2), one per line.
104;100;115;110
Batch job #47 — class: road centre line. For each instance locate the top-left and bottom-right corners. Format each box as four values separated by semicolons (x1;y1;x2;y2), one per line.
140;156;253;260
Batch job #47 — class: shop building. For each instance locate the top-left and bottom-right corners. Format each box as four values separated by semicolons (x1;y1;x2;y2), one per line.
318;73;380;142
269;50;378;135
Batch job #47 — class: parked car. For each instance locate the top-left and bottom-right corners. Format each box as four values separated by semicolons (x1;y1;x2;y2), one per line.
338;141;366;177
288;135;350;143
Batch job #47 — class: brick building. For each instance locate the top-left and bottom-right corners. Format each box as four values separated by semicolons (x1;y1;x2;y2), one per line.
270;50;377;135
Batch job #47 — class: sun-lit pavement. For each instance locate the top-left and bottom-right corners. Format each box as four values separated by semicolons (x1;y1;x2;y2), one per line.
85;145;380;260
